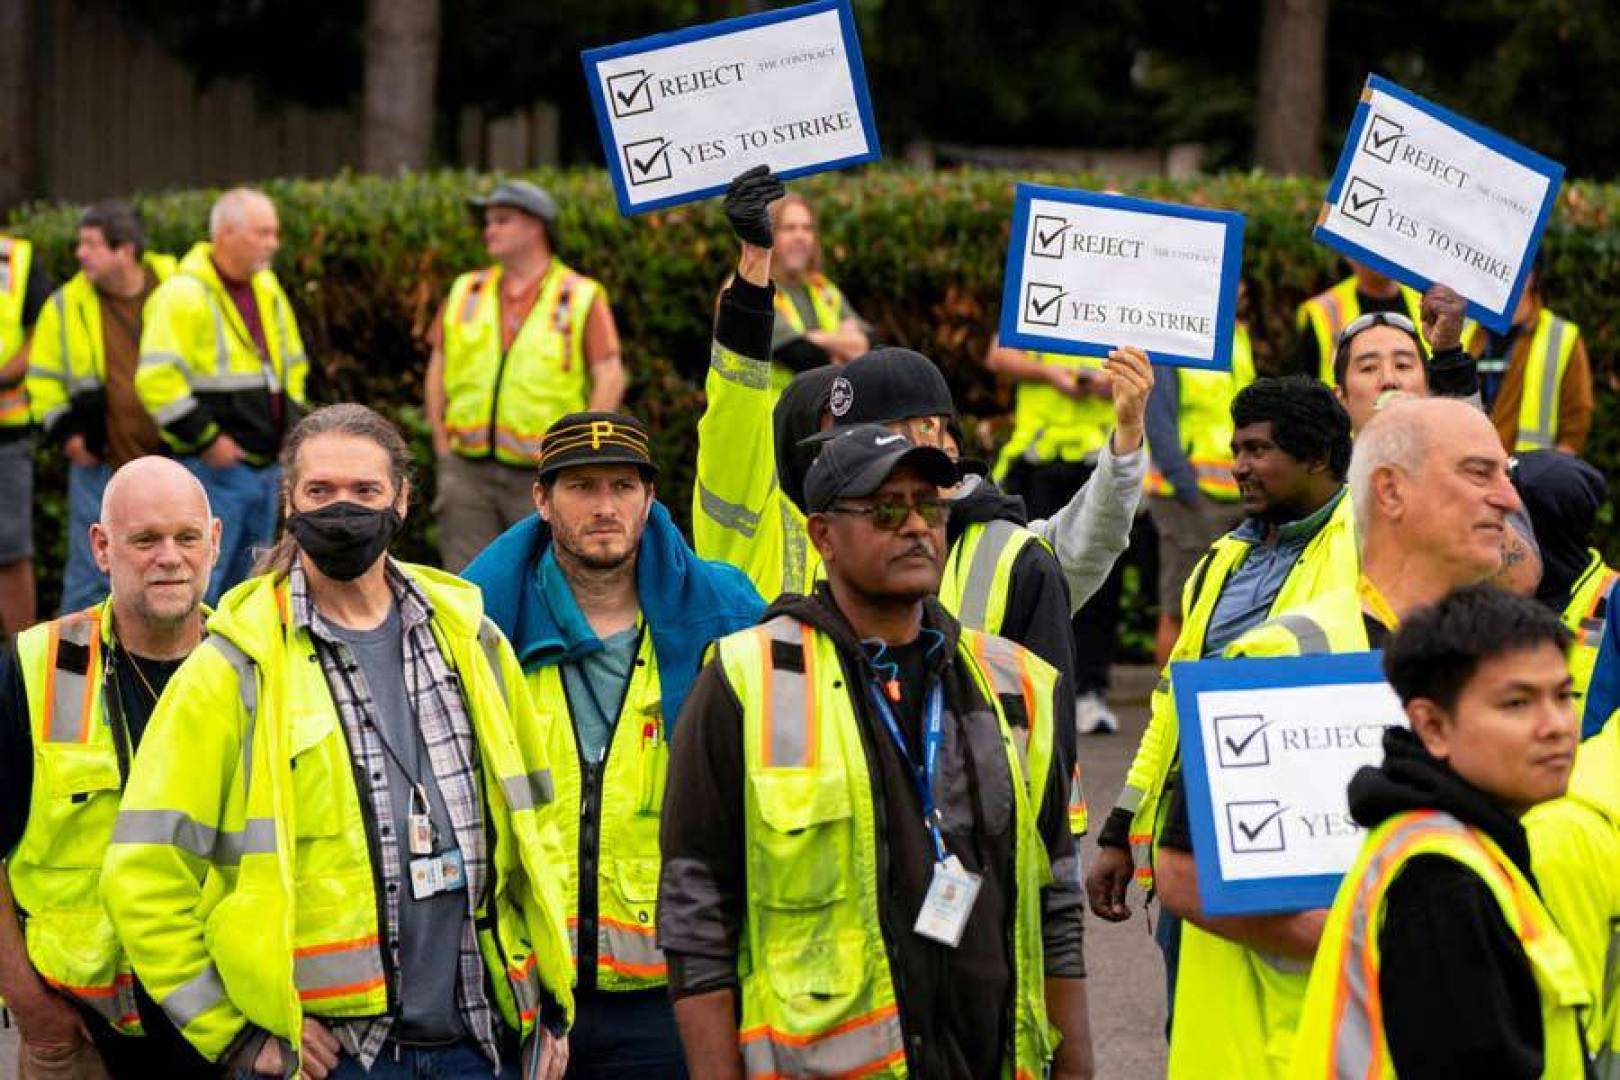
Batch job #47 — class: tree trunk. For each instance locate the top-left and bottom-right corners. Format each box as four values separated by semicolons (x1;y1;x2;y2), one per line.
1254;0;1328;175
0;0;37;210
362;0;441;173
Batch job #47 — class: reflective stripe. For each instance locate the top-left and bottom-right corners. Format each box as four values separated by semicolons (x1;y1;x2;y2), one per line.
697;481;760;538
710;344;770;389
191;372;277;392
739;1004;905;1078
494;428;544;461
42;614;99;744
759;617;815;768
137;350;191;376
507;953;541;1022
1525;316;1568;450
112;809;277;864
1116;782;1145;815
162;963;228;1028
44;972;139;1031
204;635;258;793
780;499;809;593
1270;612;1330;655
477;618;510;712
502;770;555;811
956;519;1020;631
598;916;665;978
294;935;386;1002
204;291;231;377
152;397;199;426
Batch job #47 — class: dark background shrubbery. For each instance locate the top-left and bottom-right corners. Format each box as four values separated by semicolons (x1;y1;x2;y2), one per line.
12;167;1620;639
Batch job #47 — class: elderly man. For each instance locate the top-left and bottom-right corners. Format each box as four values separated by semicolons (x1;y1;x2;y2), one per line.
663;423;1093;1078
0;457;219;1078
427;180;625;572
1153;397;1523;1079
136;187;309;604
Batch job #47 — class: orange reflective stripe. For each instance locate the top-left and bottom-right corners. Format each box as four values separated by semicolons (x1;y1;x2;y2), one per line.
293;934;386;1002
739;1002;905;1077
597;916;666;979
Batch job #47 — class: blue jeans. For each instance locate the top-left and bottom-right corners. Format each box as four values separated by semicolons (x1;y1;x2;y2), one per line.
328;1041;518;1080
60;461;113;614
182;457;281;605
565;988;688;1079
1155;905;1182;1040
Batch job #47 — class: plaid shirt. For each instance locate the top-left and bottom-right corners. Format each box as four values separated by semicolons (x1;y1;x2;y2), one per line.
289;561;500;1069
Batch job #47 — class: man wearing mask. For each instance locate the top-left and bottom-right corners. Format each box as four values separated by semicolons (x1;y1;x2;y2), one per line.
102;404;574;1080
462;411;762;1075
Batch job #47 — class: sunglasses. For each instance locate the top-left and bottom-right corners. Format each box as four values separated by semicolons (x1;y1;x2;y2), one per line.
825;497;951;530
1336;310;1419;347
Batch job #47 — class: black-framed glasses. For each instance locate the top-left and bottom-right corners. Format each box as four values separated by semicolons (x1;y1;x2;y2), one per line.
1336;310;1418;348
825;497;951;530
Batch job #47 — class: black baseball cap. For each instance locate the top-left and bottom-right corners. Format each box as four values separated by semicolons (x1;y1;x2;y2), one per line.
826;348;956;428
536;412;658;482
805;424;959;513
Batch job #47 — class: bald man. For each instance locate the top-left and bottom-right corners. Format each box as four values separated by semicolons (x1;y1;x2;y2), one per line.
0;456;220;1078
1154;397;1523;1078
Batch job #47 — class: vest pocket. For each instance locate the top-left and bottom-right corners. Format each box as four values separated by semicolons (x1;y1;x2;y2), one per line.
288;713;342;841
749;770;852;911
36;749;122;867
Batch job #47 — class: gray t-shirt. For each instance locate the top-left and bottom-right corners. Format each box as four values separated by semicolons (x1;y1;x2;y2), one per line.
328;604;465;1044
561;624;641;762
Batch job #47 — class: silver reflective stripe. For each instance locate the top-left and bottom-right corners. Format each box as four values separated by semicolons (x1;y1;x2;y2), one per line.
204;636;258;793
973;632;1026;699
710;344;770;389
294;944;385;996
152;397;198;426
137;350;192;377
478;618;509;712
40;404;69;432
1256;951;1311;975
112;808;276;864
212;817;278;864
1116;783;1145;815
1271;613;1330;655
206;294;230;376
697;481;760;538
191;372;274;392
1526;317;1568;450
740;1008;904;1077
502;770;554;811
955;520;1020;631
26;364;67;387
599;920;664;973
46;617;97;743
762;617;812;768
54;291;69;370
162;964;227;1028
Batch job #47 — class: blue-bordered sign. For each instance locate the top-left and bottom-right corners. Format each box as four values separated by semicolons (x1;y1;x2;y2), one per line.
997;183;1245;371
1316;74;1564;334
1172;651;1405;916
582;0;880;216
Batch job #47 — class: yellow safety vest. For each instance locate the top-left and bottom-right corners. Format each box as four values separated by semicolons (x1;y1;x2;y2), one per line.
101;566;574;1066
993;352;1114;479
10;601;140;1033
442;260;604;466
530;630;668;990
28;254;178;436
1290;810;1591;1079
1146;323;1258;500
1527;715;1620;1075
1466;308;1582;452
1168;584;1383;1080
0;237;36;429
772;273;846;337
1119;491;1360;890
1563;550;1619;718
134;243;309;460
715;615;1063;1078
1295;277;1424;387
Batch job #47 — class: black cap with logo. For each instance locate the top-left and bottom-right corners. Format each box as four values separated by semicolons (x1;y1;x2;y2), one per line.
536;412;658;482
804;424;959;512
825;347;957;428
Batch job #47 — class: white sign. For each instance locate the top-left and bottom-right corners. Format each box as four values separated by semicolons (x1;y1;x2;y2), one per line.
1316;74;1564;332
997;184;1245;371
582;0;879;215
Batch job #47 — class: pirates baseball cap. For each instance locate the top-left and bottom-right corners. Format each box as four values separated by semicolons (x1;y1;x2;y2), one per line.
805;424;959;513
467;180;560;227
536;412;658;483
826;348;957;428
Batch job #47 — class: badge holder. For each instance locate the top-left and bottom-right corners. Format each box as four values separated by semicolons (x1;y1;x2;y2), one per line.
406;784;467;900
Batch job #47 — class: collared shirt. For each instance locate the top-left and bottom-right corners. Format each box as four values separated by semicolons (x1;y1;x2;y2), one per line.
288;561;498;1068
1202;488;1347;657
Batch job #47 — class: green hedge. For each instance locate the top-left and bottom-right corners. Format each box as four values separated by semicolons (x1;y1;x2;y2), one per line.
12;167;1620;620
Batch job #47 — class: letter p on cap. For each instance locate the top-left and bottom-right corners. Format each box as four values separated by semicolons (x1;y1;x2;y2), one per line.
590;420;614;449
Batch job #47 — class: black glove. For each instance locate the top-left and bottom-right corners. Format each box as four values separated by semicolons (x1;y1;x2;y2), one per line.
723;164;785;249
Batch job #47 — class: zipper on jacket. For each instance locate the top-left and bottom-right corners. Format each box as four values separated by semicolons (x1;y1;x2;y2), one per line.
332;684;401;1018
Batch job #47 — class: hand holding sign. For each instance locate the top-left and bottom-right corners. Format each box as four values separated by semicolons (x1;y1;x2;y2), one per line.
1419;283;1468;352
724;164;785;249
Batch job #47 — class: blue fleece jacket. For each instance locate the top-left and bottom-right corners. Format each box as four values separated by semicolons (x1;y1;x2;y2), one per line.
461;503;765;727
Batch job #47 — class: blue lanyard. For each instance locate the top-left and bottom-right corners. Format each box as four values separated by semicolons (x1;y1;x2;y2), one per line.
869;681;948;863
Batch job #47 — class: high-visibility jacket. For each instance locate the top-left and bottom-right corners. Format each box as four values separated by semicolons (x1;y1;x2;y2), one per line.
769;273;850;393
1465;307;1583;451
10;600;140;1034
101;566;574;1066
134;243;308;463
1295;277;1423;387
1291;809;1590;1080
713;615;1063;1077
993;352;1114;479
1168;584;1383;1080
531;630;668;991
441;259;604;466
1146;323;1258;500
0;237;37;429
1527;715;1620;1076
28;254;178;439
1563;549;1619;723
1118;491;1360;891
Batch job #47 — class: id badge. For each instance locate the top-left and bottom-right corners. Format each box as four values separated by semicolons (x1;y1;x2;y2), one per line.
913;855;982;947
409;855;443;900
407;812;434;856
437;848;467;893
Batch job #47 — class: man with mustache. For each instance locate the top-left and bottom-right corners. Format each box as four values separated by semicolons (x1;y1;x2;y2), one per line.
0;456;221;1077
1154;397;1525;1079
660;424;1094;1078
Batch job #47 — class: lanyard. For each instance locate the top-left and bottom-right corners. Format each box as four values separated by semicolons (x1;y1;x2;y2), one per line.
869;681;948;863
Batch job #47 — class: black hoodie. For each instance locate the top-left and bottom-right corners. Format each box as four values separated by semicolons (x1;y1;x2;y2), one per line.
658;587;1085;1079
1345;727;1573;1079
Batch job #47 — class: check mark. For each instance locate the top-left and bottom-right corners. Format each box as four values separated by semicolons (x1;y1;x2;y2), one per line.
1031;214;1069;258
1347;190;1383;213
1362;115;1405;163
1236;805;1286;843
1222;719;1272;759
608;69;655;118
1024;282;1065;326
1339;177;1386;227
623;137;673;186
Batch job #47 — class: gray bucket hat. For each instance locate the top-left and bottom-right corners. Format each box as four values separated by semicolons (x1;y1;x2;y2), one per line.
467;180;559;226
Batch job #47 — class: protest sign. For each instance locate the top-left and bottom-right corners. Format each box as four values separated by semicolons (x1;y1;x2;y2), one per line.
997;184;1245;371
582;0;880;215
1172;652;1407;916
1316;74;1564;333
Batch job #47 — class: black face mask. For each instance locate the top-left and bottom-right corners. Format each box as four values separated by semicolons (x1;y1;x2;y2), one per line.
287;502;403;582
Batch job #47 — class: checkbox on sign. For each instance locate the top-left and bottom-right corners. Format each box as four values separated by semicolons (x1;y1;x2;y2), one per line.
608;69;656;118
624;137;673;186
1362;114;1405;164
1024;282;1065;327
1226;800;1287;854
1214;714;1272;769
1030;215;1070;259
1339;176;1386;228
